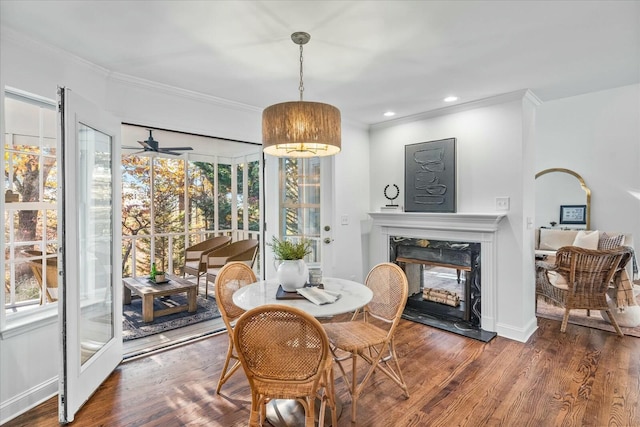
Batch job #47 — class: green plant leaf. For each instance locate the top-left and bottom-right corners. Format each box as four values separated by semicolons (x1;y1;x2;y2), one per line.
266;236;312;260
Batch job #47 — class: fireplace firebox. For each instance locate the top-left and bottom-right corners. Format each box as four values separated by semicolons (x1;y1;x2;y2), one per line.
391;237;481;325
390;237;495;341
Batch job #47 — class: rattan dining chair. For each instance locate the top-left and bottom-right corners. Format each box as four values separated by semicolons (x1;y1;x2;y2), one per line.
182;235;231;289
322;262;410;423
536;245;630;336
214;261;257;394
233;304;338;427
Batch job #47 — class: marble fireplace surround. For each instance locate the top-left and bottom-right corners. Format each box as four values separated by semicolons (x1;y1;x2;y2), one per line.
368;212;506;333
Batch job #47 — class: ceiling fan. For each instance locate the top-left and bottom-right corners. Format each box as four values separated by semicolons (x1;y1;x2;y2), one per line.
123;130;193;156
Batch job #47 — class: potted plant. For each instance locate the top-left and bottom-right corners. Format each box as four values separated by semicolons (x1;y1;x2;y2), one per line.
150;262;167;283
267;236;312;292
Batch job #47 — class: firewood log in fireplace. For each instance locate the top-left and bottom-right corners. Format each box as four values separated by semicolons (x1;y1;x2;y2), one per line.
422;287;461;307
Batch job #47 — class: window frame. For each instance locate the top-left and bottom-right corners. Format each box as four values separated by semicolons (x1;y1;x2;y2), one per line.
2;87;59;333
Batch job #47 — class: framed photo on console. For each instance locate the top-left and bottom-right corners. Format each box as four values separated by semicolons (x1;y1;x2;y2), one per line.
404;138;456;212
559;205;586;225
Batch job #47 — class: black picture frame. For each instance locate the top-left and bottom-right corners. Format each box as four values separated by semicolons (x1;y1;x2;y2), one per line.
559;205;586;225
404;138;456;212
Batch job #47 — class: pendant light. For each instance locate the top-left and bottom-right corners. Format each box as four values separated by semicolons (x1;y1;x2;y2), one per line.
262;32;341;157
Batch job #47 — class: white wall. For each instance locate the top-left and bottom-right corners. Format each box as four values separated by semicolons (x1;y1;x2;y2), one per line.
0;29;370;422
535;84;640;252
367;91;539;342
332;122;371;282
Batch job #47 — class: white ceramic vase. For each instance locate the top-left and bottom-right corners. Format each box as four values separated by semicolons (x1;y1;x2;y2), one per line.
276;259;309;292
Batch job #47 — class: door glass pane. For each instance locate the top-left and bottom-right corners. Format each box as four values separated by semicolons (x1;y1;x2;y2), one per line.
279;158;321;263
78;123;113;364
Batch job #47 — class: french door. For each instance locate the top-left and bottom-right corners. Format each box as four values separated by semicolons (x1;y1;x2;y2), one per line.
265;156;334;277
58;87;122;422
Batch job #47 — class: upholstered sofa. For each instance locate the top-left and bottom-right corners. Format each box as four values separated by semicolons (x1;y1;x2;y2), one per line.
535;228;634;272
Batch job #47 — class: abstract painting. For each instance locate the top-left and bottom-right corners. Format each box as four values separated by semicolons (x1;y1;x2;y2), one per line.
404;138;456;212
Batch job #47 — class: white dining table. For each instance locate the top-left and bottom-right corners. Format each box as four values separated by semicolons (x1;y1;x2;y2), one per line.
232;276;372;426
232;276;373;318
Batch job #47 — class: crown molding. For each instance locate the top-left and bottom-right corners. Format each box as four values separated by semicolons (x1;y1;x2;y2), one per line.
370;89;543;131
1;26;111;78
108;72;262;114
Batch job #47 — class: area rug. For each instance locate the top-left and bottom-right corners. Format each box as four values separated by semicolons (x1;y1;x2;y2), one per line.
536;297;640;338
123;294;222;341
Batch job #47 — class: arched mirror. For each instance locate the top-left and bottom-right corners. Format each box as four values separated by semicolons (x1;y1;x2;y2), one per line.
535;168;591;230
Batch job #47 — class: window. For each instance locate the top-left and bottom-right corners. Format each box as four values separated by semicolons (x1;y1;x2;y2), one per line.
120;125;262;279
3;89;59;313
279;157;321;263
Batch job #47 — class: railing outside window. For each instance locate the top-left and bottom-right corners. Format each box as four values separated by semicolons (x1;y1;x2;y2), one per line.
122;229;261;279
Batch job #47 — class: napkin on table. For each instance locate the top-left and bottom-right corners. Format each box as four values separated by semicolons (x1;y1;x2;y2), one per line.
296;287;341;305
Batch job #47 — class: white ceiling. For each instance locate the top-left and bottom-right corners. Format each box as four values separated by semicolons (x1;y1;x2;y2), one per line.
1;1;639;126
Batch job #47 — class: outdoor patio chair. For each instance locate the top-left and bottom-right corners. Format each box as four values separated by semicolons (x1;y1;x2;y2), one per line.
322;262;410;423
234;304;338;427
536;245;631;336
182;235;231;290
21;250;59;304
205;239;259;298
214;261;257;394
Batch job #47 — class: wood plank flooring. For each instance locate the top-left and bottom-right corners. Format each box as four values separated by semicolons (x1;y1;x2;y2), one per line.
6;316;640;427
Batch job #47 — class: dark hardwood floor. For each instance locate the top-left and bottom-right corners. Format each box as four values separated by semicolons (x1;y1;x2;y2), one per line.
6;315;640;426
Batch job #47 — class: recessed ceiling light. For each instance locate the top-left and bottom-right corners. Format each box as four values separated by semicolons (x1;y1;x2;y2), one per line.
444;96;458;102
384;111;396;117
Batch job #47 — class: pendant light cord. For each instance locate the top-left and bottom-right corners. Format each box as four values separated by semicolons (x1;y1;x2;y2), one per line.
299;44;304;101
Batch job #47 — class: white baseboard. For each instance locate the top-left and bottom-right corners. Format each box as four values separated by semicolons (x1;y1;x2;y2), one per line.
0;376;57;425
496;317;538;342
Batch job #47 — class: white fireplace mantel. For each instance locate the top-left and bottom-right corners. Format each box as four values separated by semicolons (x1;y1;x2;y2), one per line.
368;211;506;333
368;212;506;233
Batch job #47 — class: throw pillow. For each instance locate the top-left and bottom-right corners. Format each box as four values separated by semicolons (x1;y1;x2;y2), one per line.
598;232;625;250
572;230;599;250
546;271;568;290
539;229;577;251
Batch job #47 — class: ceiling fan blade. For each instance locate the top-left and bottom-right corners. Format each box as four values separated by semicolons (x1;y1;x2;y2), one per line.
160;150;187;156
137;140;153;150
122;145;141;149
124;150;146;156
160;147;193;151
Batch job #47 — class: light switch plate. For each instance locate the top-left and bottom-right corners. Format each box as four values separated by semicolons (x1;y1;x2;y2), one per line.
341;214;349;225
496;197;510;211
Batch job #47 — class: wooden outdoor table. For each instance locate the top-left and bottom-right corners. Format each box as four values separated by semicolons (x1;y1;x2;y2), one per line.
123;275;198;322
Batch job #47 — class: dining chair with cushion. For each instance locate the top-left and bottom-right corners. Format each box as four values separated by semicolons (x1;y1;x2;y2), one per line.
536;245;630;336
322;262;410;423
233;304;338;427
182;235;231;290
205;239;259;298
21;250;59;304
214;261;257;394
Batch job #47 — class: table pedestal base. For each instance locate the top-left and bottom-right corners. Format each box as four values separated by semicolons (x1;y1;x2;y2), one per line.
265;397;343;427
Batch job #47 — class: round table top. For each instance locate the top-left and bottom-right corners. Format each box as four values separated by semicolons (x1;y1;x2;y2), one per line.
232;277;373;317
